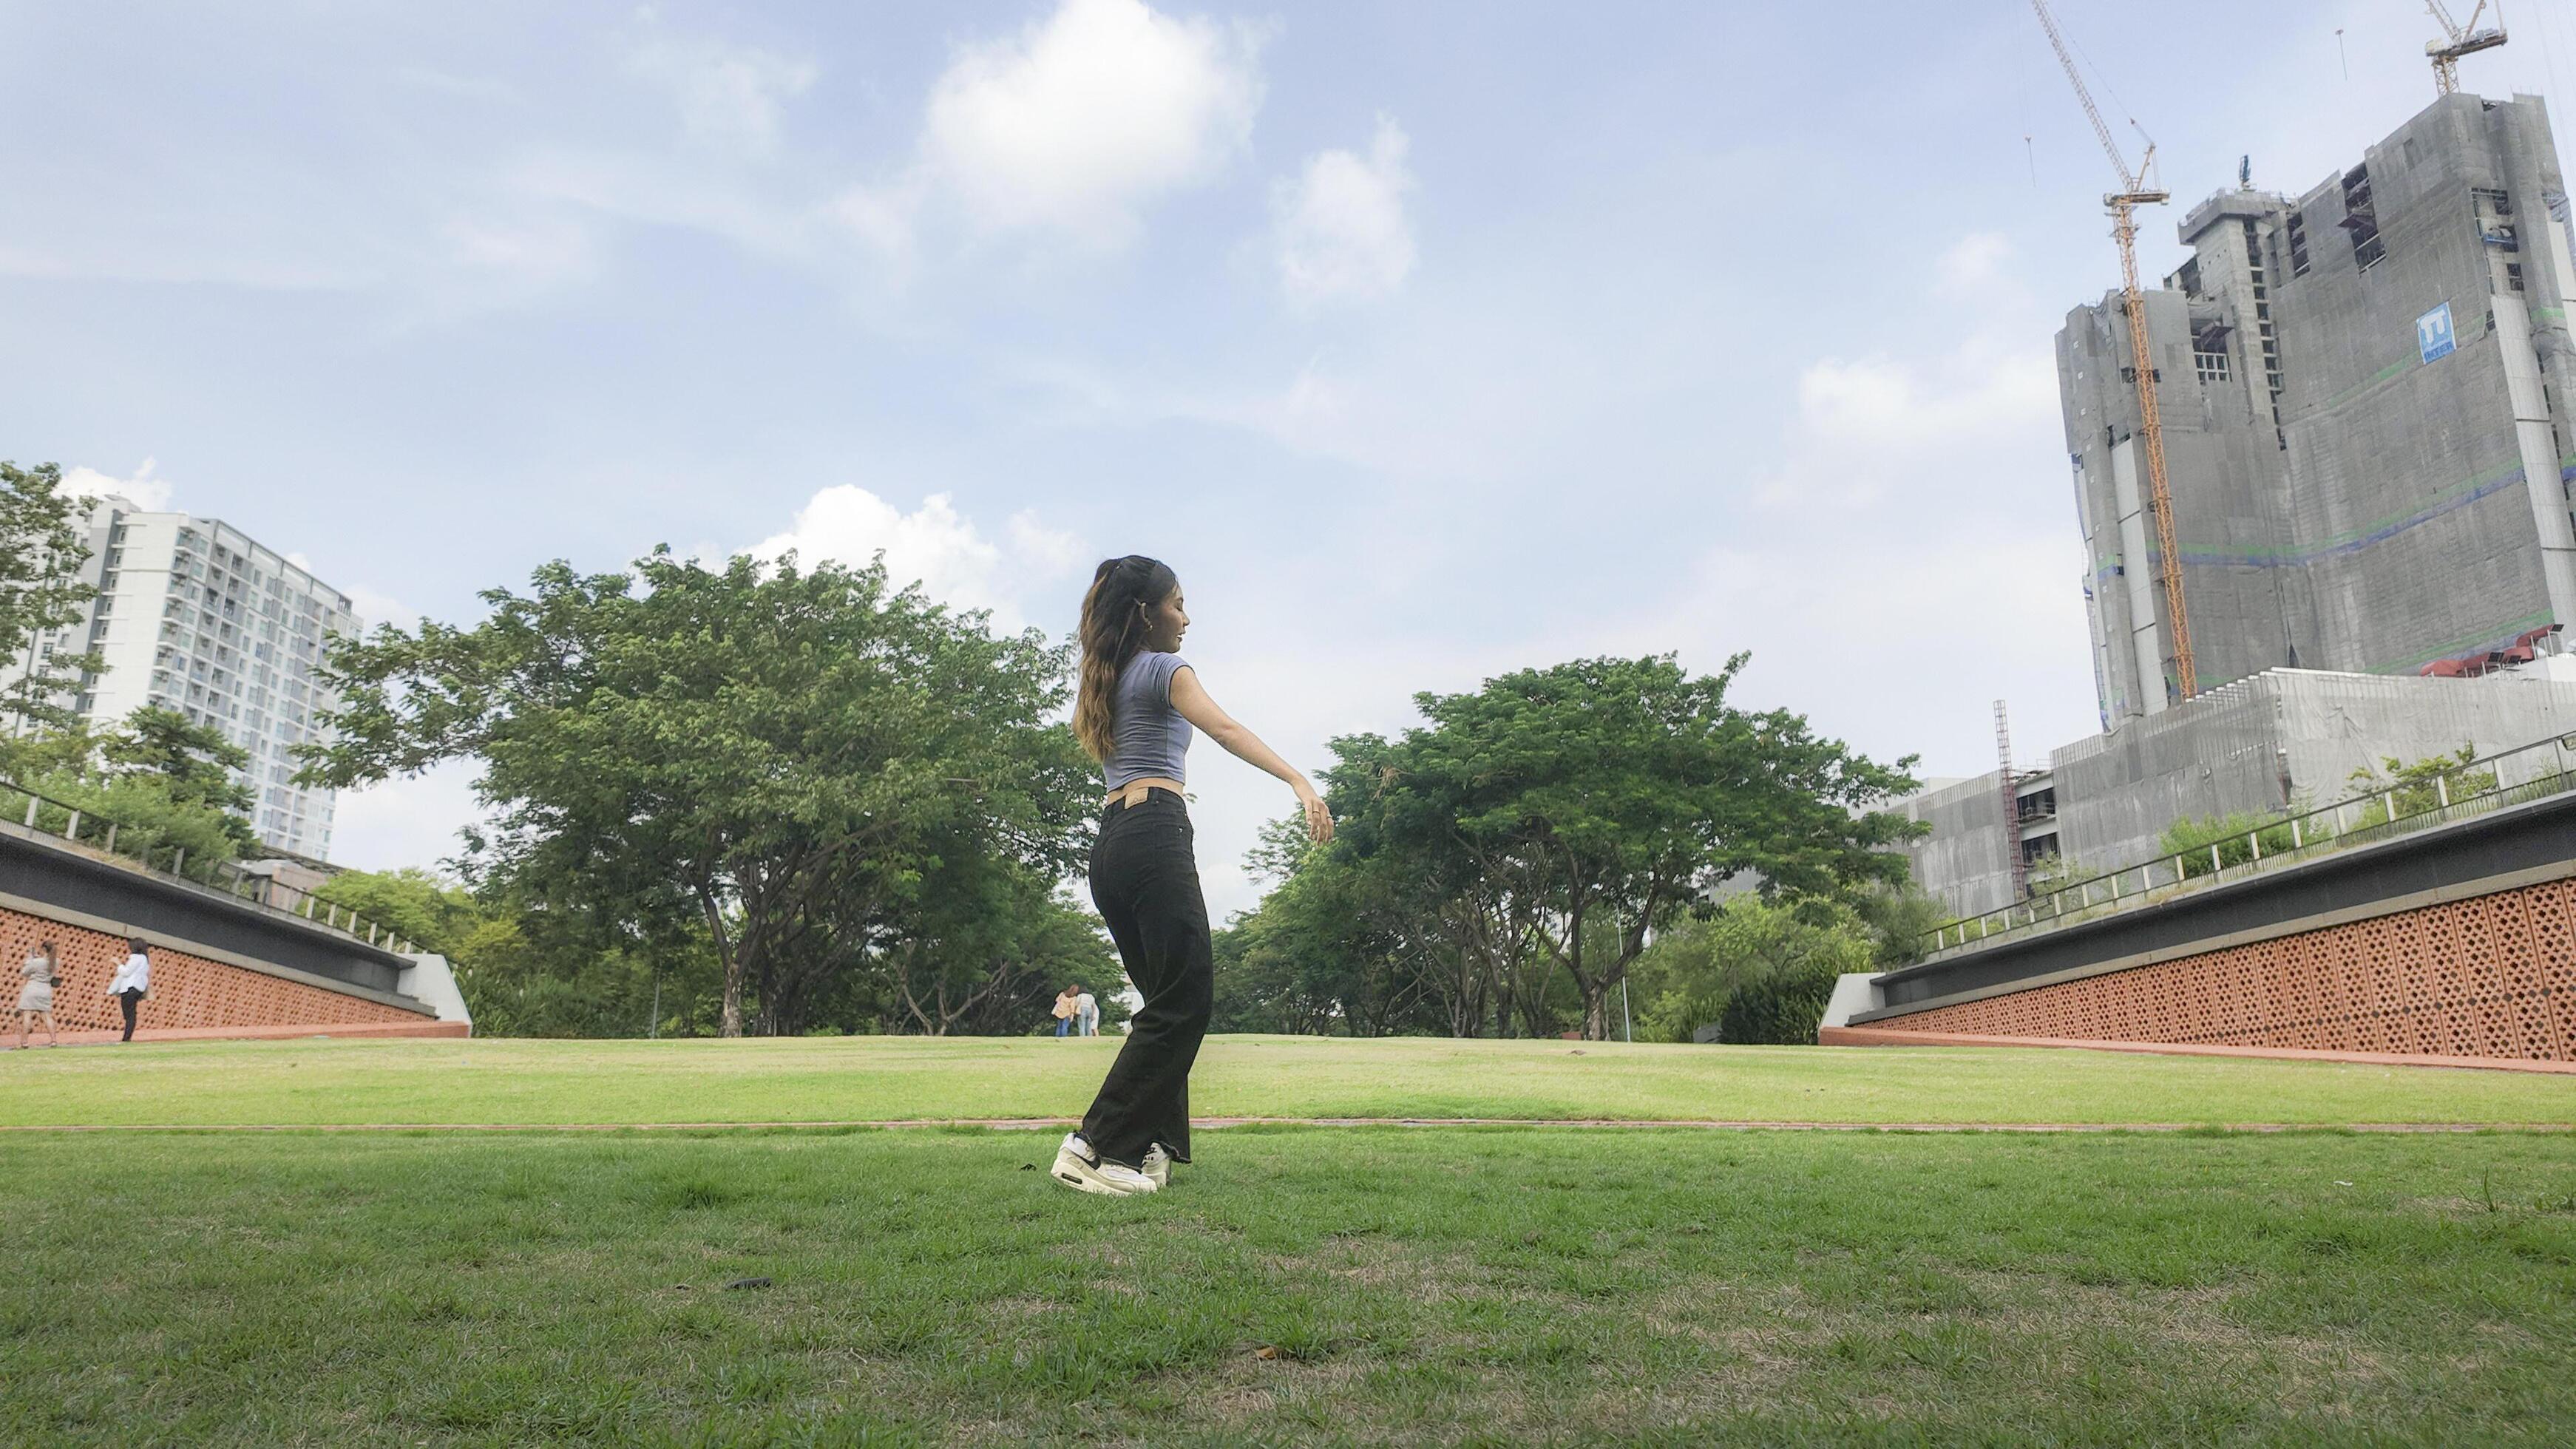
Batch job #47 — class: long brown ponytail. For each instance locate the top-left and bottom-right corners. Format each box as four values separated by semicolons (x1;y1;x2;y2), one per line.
1074;555;1179;761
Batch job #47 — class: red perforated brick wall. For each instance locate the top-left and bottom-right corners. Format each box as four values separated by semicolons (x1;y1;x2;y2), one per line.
1;904;431;1034
1890;877;2576;1062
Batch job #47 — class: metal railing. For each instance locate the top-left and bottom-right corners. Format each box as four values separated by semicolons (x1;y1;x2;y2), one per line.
0;776;416;955
1918;730;2576;957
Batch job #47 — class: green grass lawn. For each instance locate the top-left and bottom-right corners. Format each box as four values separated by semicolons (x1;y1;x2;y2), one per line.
1;1127;2572;1444
1;1039;2570;1443
0;1034;2569;1127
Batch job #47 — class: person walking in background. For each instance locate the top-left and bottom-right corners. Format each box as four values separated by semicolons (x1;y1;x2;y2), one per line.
1051;555;1333;1198
16;940;60;1048
1051;983;1079;1038
1076;985;1099;1038
105;938;149;1044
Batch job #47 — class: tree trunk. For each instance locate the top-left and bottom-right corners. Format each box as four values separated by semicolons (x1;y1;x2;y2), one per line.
699;885;745;1039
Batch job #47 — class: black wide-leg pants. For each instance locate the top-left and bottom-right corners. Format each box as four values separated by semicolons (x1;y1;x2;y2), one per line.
1079;789;1213;1168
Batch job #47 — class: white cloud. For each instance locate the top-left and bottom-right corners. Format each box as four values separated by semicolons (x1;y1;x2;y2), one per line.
1758;231;2058;513
1934;231;2013;294
747;486;1085;630
59;458;176;512
623;10;818;160
1755;340;2058;510
841;0;1266;252
438;212;597;286
1272;116;1417;305
328;759;489;876
336;582;421;635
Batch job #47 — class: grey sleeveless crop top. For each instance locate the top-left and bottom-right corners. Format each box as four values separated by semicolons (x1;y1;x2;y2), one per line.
1103;651;1194;790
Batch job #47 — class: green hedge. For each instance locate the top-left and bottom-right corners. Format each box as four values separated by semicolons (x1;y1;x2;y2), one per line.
1717;960;1843;1046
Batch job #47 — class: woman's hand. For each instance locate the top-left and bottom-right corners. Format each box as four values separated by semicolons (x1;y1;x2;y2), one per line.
1295;781;1335;844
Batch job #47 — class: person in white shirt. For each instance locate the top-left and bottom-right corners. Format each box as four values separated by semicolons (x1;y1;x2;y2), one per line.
1075;988;1099;1037
104;938;149;1044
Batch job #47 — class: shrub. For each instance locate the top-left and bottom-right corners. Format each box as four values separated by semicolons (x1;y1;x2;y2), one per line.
2159;810;2301;880
2345;746;2495;826
1630;897;1877;1047
1716;957;1845;1046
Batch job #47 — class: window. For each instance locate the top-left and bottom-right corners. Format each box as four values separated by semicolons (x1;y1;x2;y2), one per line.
2342;165;2383;270
2194;349;2232;381
2509;262;2526;291
2286;211;2312;276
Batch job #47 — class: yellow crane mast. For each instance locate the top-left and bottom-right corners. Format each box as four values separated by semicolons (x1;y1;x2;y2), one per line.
2030;0;2194;702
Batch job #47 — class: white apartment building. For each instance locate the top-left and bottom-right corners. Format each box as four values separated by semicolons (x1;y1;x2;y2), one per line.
4;495;362;860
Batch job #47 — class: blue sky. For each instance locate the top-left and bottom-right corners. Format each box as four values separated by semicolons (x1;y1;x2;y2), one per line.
10;0;2574;917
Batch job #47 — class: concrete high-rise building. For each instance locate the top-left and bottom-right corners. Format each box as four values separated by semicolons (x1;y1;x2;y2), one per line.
2;495;362;860
2059;91;2576;727
1891;88;2576;920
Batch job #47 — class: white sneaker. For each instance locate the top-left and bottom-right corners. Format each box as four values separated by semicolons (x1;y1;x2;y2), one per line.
1140;1143;1173;1191
1051;1133;1157;1197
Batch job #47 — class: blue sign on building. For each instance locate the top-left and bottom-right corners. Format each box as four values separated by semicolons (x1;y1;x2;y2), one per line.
2418;301;2456;364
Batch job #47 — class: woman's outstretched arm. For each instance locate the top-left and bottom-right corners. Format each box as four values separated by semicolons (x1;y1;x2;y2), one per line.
1168;666;1334;843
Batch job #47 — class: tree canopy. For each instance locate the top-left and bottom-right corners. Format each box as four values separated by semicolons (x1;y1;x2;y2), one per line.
299;548;1111;1036
0;461;101;737
1217;654;1923;1039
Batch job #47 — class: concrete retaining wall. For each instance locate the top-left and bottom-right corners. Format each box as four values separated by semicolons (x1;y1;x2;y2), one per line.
1851;788;2576;1066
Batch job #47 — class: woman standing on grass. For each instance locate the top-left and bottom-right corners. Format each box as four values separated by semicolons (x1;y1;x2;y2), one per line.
16;940;59;1048
1051;556;1333;1198
105;938;149;1044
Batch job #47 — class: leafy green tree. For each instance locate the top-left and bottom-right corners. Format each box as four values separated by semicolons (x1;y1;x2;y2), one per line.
312;864;731;1039
880;854;1121;1036
14;762;253;875
458;908;716;1039
6;706;262;875
1630;898;1875;1045
297;549;1097;1036
98;705;260;851
1335;654;1919;1039
0;461;103;737
311;867;489;958
1848;883;1950;968
2158;810;2296;879
2347;745;2495;822
1211;807;1505;1038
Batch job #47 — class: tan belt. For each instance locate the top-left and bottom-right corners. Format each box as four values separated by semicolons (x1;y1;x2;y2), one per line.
1104;777;1186;810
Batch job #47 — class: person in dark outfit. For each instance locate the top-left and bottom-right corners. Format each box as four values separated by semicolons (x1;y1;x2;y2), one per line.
105;938;150;1042
1051;557;1333;1197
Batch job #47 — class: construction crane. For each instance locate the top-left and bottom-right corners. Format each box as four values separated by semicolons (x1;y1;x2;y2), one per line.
2426;1;2507;96
2030;0;2195;702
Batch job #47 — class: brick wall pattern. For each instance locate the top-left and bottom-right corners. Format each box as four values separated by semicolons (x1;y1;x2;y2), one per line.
1891;877;2576;1062
1;904;430;1034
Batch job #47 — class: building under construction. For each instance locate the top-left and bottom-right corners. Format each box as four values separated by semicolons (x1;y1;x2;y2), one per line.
2062;90;2576;722
1903;86;2576;920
